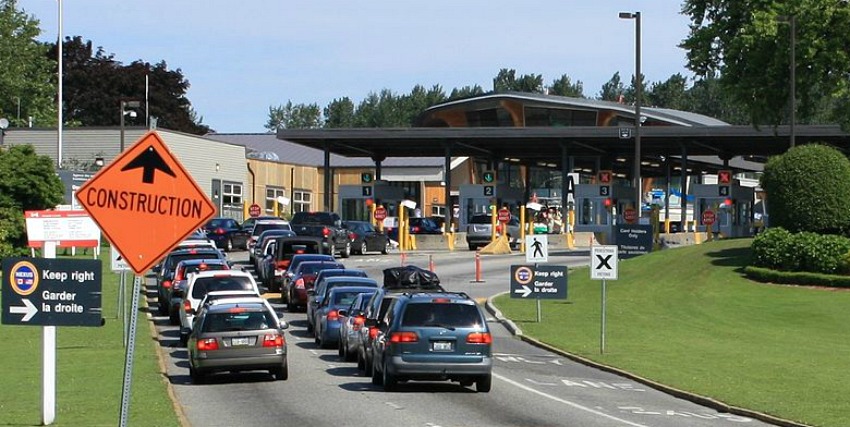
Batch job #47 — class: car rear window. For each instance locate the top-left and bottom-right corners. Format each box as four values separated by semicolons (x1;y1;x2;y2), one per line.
253;223;291;236
402;303;483;328
281;242;321;256
192;276;255;299
167;252;221;270
332;290;372;306
184;263;228;275
469;215;492;224
203;310;273;332
300;263;342;275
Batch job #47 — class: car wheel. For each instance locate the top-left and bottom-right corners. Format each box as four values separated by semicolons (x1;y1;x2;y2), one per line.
271;360;288;381
287;297;296;312
341;241;351;258
329;244;336;258
468;243;477;251
179;331;189;347
225;238;233;252
357;351;365;370
189;365;205;384
381;240;390;255
359;241;368;255
382;361;397;391
371;360;383;385
364;355;374;377
157;297;168;316
169;309;180;326
306;319;314;334
476;374;492;393
338;341;346;358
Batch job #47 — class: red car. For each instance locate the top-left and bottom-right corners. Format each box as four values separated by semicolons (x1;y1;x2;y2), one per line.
283;259;343;312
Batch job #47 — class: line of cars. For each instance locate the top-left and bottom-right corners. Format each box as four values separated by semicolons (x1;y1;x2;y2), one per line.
152;216;493;390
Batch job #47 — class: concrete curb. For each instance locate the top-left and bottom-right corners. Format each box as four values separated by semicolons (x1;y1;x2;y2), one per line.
483;293;811;427
141;284;191;427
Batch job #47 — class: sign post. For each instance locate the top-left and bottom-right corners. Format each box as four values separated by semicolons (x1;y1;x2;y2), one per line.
591;245;619;354
75;131;216;427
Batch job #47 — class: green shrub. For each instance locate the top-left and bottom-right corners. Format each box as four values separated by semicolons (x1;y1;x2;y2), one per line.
752;227;850;274
744;266;850;288
751;227;797;270
760;144;850;234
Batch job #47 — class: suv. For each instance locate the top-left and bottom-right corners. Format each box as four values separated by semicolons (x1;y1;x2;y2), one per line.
167;258;230;324
179;270;261;345
268;236;327;292
368;292;493;392
465;214;521;251
356;266;443;377
290;211;352;258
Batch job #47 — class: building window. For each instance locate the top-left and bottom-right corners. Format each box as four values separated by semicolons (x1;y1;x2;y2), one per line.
222;182;243;206
293;190;312;212
265;186;286;213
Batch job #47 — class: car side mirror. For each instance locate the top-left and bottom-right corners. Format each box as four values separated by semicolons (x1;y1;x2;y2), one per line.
337;309;348;317
278;319;289;330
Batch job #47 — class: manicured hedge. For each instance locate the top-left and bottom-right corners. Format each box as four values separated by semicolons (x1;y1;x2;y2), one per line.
751;227;850;274
744;266;850;288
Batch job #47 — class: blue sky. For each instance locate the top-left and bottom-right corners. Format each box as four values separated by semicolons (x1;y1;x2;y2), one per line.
19;1;694;133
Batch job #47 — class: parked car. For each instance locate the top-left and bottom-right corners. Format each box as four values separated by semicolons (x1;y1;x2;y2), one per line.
267;236;328;292
357;266;443;377
465;214;521;251
241;215;281;232
344;220;391;255
386;217;444;241
167;258;230;324
247;220;292;256
179;270;261;344
203;217;251;251
155;247;227;316
283;259;343;312
290;211;352;258
187;297;288;383
306;269;369;333
337;291;376;362
314;286;378;349
368;291;493;392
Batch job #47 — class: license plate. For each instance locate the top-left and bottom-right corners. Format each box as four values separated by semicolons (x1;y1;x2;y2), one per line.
231;337;250;346
432;341;452;352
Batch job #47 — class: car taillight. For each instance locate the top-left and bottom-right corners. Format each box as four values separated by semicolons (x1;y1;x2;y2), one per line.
183;299;192;313
368;326;379;340
322;227;331;237
412;226;420;233
327;309;339;321
353;315;365;331
495;224;503;233
276;260;290;269
467;332;492;344
349;232;357;240
215;228;225;235
197;338;218;351
162;280;172;289
175;271;184;281
294;278;305;289
389;331;418;343
262;334;284;348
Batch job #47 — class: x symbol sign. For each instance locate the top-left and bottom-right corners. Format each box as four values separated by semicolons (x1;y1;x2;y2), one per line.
596;254;612;269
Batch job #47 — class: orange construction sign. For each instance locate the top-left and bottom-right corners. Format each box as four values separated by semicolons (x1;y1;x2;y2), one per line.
76;131;216;274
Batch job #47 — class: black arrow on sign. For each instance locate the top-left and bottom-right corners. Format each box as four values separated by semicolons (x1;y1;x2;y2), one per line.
121;145;176;184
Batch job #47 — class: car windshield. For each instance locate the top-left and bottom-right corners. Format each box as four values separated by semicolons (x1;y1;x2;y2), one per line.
253;223;290;235
402;303;482;328
203;310;273;332
300;263;340;275
192;276;255;299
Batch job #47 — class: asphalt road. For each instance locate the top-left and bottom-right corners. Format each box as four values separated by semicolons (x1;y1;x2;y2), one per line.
143;248;771;427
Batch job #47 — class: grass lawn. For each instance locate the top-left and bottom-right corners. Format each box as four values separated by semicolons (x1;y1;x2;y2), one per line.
494;238;850;427
0;249;180;426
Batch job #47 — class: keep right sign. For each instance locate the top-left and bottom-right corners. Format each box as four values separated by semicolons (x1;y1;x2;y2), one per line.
591;245;619;280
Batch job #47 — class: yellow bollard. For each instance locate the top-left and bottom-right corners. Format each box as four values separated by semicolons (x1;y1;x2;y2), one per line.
369;203;376;227
490;204;497;243
446;232;455;251
567;208;575;249
519;206;526;253
243;203;249;221
273;201;279;217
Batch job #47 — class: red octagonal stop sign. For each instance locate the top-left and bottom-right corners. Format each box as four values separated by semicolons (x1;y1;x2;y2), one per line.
374;206;387;221
498;208;510;222
702;209;716;226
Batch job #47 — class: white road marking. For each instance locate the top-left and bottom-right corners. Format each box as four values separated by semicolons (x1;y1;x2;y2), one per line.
384;401;404;410
493;373;650;427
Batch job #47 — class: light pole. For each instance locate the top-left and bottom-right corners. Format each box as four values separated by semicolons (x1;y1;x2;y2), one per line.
777;15;796;147
0;118;8;147
119;100;140;152
619;11;642;210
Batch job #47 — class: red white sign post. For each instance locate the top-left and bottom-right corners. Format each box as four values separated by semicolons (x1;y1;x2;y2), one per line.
374;206;387;221
248;203;262;218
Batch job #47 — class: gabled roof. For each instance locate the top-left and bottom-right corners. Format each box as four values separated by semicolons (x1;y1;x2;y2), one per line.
204;133;445;167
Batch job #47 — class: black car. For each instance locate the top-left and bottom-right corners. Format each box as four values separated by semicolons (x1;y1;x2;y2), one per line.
203;217;251;251
344;221;390;255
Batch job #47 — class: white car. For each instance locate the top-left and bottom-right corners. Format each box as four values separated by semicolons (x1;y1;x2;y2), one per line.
179;270;261;345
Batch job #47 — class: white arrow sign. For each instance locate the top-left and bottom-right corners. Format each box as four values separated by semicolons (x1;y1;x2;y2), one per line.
513;285;532;298
10;299;38;322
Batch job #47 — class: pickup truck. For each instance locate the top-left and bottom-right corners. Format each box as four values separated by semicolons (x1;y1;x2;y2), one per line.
465;214;521;251
290;211;352;258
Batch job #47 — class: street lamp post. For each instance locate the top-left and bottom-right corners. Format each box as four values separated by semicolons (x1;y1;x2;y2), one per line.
619;11;642;210
119;100;140;152
777;15;797;147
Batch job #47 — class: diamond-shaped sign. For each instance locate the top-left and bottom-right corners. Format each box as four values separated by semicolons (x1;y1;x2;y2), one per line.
76;131;216;275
